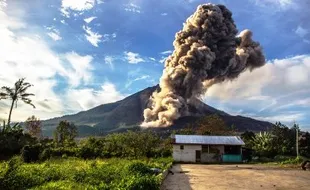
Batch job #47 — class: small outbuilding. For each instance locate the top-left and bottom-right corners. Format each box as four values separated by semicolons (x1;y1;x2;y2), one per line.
172;135;245;163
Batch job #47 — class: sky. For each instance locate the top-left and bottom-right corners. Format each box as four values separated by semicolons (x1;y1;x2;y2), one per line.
0;0;309;131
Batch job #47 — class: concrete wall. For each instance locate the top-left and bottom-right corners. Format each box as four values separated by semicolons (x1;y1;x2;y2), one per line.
173;144;201;162
201;145;224;162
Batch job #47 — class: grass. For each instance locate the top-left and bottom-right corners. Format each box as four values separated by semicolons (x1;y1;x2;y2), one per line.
249;155;307;169
0;157;173;190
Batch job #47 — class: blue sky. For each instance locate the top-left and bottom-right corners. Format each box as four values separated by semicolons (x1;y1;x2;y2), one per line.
0;0;309;131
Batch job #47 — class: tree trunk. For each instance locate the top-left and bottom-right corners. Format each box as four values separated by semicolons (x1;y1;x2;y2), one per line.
7;99;15;126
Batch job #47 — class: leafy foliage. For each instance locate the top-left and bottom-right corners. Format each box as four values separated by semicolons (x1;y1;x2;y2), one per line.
0;78;35;126
0;158;171;190
177;114;235;135
251;132;274;157
0;125;37;160
241;131;255;148
25;116;42;139
54;121;77;146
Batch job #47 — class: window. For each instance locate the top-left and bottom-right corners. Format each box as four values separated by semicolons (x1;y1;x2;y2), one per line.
180;145;184;150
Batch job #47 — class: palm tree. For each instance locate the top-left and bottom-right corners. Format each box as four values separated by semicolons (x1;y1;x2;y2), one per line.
0;78;35;127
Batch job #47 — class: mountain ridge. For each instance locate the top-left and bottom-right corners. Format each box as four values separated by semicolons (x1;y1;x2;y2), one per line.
41;86;272;136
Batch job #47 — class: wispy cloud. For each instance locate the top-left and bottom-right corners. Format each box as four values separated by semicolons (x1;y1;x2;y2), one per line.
124;3;141;13
160;50;173;55
104;56;114;70
102;33;117;42
124;51;144;64
61;0;95;17
295;25;309;44
83;25;102;47
126;75;150;88
64;52;93;87
252;0;296;10
46;28;62;41
84;16;97;23
161;13;168;16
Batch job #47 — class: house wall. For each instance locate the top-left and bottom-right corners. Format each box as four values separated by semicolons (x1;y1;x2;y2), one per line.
173;144;201;162
201;145;224;162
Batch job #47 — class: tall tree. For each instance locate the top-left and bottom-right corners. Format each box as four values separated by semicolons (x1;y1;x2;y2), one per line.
0;78;35;126
54;120;77;146
25;115;42;139
196;114;235;135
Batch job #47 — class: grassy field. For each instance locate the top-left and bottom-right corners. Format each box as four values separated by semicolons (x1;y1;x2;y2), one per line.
0;157;173;190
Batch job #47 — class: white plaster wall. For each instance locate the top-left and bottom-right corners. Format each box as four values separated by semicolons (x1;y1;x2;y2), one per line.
173;145;202;162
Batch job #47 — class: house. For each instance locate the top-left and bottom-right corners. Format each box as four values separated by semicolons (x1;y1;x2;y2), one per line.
172;135;245;163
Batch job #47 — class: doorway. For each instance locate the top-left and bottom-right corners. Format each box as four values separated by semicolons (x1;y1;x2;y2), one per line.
196;150;201;162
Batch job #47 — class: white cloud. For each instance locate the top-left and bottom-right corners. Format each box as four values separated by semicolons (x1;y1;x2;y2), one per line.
64;52;93;87
126;75;150;88
124;3;141;13
160;50;173;55
159;56;167;63
0;4;119;122
83;25;102;47
84;16;97;23
253;0;296;10
97;0;104;4
61;0;95;17
149;57;156;61
102;33;117;42
295;25;308;38
66;82;125;111
204;55;310;127
161;13;168;16
124;51;144;64
60;20;66;24
47;28;62;41
104;56;114;70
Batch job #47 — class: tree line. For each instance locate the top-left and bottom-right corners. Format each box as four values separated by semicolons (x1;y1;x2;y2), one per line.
1;78;310;162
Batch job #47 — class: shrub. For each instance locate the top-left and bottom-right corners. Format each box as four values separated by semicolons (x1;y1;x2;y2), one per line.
21;144;42;163
118;175;160;190
127;162;152;175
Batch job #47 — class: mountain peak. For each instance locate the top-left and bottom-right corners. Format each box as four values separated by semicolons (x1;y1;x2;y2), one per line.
42;86;272;136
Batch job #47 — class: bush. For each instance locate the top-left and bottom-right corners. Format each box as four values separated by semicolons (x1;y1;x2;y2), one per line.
127;162;152;175
118;175;160;190
0;158;172;190
39;147;79;161
280;156;303;165
21;144;42;163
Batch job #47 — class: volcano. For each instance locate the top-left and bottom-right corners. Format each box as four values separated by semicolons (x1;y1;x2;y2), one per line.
42;86;272;136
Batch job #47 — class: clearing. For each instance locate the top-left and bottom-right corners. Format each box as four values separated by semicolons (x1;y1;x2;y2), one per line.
161;164;310;190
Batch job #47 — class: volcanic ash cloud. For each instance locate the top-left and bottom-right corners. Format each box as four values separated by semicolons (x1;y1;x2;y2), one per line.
142;4;265;127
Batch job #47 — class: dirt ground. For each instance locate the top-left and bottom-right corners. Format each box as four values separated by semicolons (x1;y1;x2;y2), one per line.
161;164;310;190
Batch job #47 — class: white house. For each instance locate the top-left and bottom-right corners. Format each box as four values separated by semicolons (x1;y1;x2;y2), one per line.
172;135;245;163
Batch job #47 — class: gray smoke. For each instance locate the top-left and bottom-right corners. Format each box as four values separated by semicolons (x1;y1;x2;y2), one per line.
142;4;265;127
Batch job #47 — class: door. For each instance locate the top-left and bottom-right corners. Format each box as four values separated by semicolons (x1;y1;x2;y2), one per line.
196;150;201;162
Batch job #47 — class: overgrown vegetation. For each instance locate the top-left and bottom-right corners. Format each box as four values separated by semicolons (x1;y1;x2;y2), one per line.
241;122;310;161
0;157;173;190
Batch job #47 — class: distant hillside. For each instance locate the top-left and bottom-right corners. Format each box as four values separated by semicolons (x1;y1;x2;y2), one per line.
42;86;272;136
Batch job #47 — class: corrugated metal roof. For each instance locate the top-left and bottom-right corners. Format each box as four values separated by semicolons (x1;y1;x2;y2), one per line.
174;135;245;145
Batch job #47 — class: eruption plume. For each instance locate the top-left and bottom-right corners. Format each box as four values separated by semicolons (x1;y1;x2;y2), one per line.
142;4;265;127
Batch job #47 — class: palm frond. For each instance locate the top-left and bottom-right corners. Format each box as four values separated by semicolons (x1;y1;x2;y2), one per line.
19;93;35;98
1;86;14;94
21;97;36;108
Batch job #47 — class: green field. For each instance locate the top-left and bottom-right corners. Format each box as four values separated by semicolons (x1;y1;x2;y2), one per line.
0;157;173;190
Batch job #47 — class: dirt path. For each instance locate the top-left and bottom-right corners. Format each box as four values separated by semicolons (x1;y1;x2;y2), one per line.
161;164;310;190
